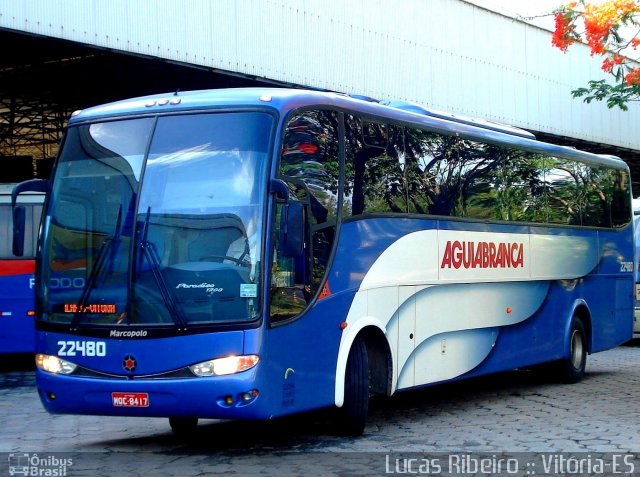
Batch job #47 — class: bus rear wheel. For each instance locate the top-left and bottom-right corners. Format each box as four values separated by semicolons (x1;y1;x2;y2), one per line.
169;417;198;435
555;316;587;384
335;336;369;436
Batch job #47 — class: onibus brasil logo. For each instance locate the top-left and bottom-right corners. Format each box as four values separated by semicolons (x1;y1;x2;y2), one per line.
8;453;73;476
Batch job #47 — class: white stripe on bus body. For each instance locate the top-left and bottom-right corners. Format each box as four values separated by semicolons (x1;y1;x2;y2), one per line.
334;229;600;406
358;230;600;289
393;280;550;388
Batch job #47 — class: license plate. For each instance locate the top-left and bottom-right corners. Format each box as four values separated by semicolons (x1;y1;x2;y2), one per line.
112;392;149;407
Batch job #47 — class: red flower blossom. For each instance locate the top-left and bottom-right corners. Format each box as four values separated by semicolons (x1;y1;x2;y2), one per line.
582;0;638;55
624;67;640;85
601;54;625;72
552;11;578;52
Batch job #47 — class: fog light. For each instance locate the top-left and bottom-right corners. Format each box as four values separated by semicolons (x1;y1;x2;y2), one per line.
224;395;233;405
241;389;259;403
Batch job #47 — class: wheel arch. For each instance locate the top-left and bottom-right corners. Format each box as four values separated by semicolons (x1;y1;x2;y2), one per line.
569;300;593;354
334;319;394;407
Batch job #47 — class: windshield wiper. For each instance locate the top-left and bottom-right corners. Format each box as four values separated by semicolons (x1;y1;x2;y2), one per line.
71;205;123;328
138;207;188;330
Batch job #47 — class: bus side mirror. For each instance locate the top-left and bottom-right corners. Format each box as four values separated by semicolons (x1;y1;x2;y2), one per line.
11;179;49;258
279;201;304;257
270;178;305;257
13;206;26;257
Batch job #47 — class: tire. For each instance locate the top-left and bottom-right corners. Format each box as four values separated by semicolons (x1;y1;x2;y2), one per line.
335;336;369;436
169;417;198;436
556;316;587;384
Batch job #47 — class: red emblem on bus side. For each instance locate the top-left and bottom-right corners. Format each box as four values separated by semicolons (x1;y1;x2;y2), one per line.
318;281;332;300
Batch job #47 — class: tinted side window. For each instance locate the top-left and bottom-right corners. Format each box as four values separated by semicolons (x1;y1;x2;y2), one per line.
343;115;408;216
546;161;631;228
341;118;632;229
271;110;340;321
403;128;462;217
547;158;586;225
607;168;631;227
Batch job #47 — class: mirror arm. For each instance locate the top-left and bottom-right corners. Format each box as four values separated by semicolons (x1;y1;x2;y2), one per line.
11;179;49;257
269;178;289;203
11;179;49;209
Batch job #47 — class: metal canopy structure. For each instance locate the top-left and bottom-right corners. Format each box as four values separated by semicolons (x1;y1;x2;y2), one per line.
0;29;274;180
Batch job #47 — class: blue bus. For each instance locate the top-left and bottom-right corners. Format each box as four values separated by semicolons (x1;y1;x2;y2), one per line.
13;88;634;435
633;199;640;334
1;184;44;354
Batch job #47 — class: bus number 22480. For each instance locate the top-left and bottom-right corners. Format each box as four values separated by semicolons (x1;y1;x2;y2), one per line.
57;340;106;357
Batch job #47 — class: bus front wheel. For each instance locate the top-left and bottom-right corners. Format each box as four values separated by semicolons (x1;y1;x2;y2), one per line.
335;336;369;436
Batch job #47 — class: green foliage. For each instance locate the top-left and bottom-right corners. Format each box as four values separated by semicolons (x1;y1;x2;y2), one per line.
571;79;640;110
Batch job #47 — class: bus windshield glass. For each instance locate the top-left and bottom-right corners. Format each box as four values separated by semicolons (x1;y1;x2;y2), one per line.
41;112;271;327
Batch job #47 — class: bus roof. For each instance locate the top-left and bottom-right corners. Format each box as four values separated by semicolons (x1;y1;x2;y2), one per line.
68;88;627;170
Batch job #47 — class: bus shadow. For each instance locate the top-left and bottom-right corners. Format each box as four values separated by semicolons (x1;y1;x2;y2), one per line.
91;412;338;453
0;353;35;372
89;367;588;453
369;368;561;415
0;354;36;389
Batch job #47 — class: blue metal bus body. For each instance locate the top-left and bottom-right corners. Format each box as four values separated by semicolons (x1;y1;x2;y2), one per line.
0;263;36;354
0;185;44;354
633;200;640;333
24;88;634;432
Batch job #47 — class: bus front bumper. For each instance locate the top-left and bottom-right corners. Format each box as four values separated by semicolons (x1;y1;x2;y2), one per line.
35;368;271;420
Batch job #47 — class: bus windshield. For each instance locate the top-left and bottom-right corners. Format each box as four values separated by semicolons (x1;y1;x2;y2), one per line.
41;112;271;327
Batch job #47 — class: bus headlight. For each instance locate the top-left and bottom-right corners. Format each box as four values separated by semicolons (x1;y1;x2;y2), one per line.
189;355;259;377
35;354;77;375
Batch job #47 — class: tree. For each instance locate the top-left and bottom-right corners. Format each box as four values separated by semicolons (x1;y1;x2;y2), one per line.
552;0;640;110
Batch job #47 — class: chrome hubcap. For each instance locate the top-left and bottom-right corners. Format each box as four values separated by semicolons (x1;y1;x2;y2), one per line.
570;330;584;370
